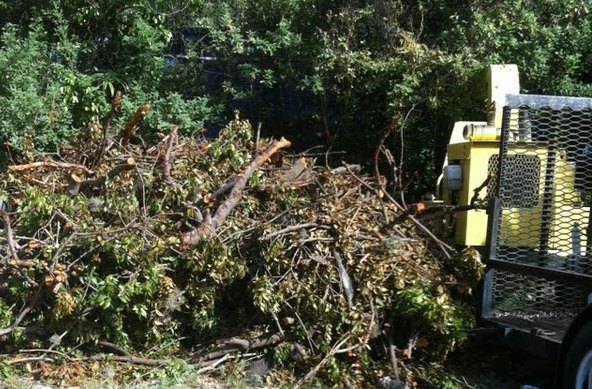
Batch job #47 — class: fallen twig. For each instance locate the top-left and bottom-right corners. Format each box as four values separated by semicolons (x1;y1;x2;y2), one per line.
5;356;54;365
261;223;330;240
0;305;34;337
19;348;73;361
98;340;132;356
196;353;235;374
86;354;168;367
8;161;93;174
295;334;351;388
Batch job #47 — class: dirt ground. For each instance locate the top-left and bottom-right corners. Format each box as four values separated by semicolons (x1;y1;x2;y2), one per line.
444;332;556;389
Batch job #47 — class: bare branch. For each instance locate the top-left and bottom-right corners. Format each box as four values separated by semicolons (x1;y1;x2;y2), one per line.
98;340;132;357
181;137;291;246
261;223;330;240
0;305;33;337
86;354;167;367
120;104;153;146
93;90;122;167
295;334;351;388
2;212;18;262
196;354;235;374
163;126;178;183
67;161;136;196
8;161;93;174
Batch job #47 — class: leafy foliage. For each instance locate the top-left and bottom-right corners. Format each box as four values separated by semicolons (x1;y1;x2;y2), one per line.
1;0;591;193
0;113;479;386
0;0;591;385
0;1;217;164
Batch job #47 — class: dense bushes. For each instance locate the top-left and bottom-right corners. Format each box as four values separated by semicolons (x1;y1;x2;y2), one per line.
1;1;591;194
1;2;588;385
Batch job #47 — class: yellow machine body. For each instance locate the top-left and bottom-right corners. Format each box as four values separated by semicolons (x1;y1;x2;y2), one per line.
444;140;497;246
446;140;589;250
441;64;589;253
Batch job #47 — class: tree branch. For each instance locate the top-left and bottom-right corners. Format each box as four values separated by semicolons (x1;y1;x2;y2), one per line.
2;211;18;262
295;334;351;388
181;137;291;246
261;223;330;240
8;161;93;174
86;354;167;367
67;161;136;196
0;305;33;337
197;332;284;361
162;126;178;184
93;90;122;167
119;103;152;146
98;340;132;357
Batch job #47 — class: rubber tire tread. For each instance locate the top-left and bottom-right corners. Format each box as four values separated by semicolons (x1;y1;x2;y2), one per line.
562;322;592;389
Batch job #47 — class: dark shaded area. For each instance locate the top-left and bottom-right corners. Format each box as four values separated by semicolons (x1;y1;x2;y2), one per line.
445;332;555;388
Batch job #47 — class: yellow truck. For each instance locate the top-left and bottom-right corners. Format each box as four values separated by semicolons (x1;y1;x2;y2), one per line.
440;65;592;388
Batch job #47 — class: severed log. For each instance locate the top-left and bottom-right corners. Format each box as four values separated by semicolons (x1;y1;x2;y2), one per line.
181;137;291;246
119;103;153;146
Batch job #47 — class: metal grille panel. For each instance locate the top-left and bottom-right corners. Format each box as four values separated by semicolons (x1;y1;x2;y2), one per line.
486;96;592;322
492;269;584;314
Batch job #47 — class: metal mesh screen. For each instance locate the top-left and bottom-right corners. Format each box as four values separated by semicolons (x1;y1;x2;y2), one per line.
492;269;585;315
487;154;541;207
487;96;592;317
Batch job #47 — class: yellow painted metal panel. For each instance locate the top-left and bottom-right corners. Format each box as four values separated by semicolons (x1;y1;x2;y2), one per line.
450;141;499;246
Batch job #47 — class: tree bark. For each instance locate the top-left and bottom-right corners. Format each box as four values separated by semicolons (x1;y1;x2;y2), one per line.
181;137;291;247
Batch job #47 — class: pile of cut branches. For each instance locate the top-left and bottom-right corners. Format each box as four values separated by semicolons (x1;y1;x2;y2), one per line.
0;98;482;387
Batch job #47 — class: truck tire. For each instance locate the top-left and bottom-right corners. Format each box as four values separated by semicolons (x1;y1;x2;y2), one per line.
562;322;592;389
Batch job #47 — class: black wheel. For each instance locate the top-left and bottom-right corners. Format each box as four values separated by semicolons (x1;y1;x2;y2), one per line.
562;322;592;389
